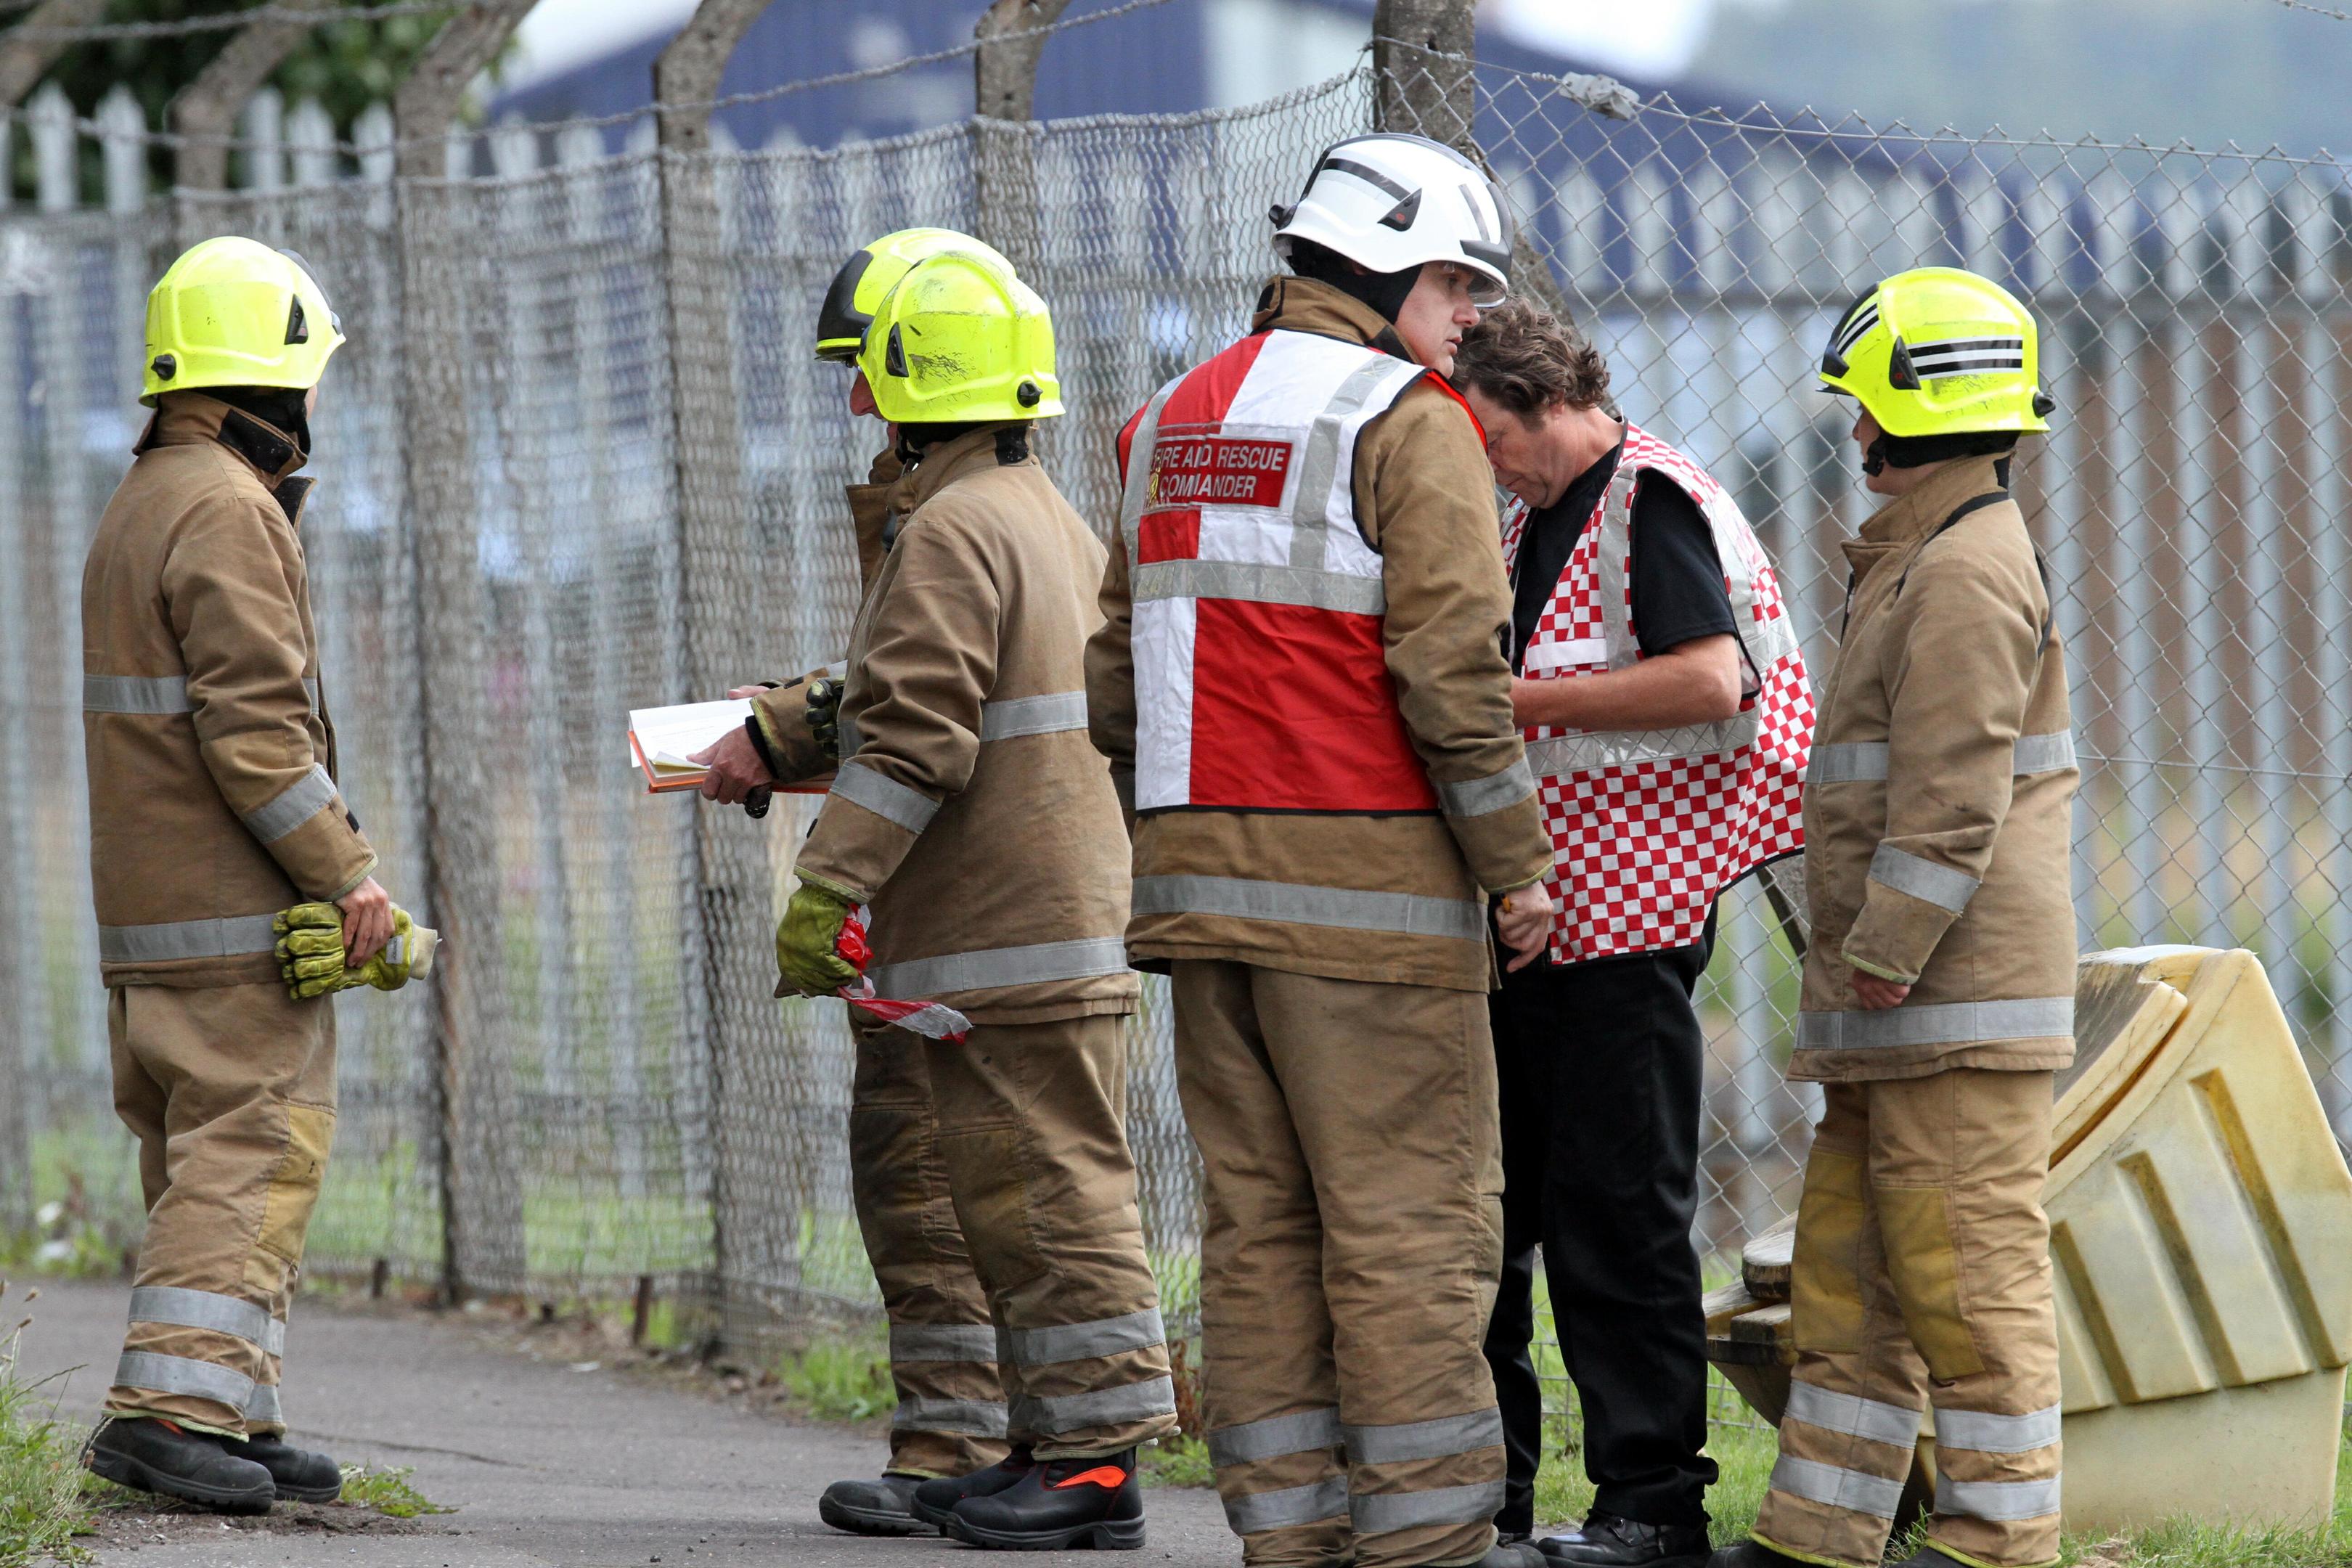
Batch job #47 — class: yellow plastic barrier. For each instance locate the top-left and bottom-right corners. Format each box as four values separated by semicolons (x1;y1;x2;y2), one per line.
1706;946;2352;1533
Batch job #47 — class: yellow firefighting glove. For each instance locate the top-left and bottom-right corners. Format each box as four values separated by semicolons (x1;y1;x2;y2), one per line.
774;876;859;999
273;903;440;1000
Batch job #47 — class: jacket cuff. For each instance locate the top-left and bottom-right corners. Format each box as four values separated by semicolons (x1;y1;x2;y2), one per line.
793;760;937;902
748;681;832;785
1445;791;1555;896
261;791;379;902
1839;878;1964;986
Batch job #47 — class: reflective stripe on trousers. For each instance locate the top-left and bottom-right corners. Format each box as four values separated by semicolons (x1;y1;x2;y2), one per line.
891;1395;1011;1437
128;1286;286;1356
888;1321;999;1363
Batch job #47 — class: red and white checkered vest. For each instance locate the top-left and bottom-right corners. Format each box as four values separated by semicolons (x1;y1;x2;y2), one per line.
1117;329;1442;814
1503;425;1813;962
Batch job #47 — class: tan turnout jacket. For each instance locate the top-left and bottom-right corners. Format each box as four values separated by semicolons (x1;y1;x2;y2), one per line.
82;394;375;989
792;425;1139;1025
1796;454;2078;1082
1086;279;1552;994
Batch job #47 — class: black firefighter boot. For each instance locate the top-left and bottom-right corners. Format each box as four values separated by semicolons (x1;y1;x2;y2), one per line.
818;1474;931;1536
947;1447;1146;1551
239;1432;343;1504
86;1416;275;1514
1705;1543;1813;1568
912;1445;1035;1530
1538;1512;1711;1568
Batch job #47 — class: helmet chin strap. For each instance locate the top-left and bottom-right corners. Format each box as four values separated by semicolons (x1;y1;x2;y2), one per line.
1861;434;1889;477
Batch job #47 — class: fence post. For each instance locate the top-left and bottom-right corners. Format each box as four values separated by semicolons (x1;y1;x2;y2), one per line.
393;0;544;1304
168;0;332;213
972;0;1069;275
0;0;106;111
654;0;785;1352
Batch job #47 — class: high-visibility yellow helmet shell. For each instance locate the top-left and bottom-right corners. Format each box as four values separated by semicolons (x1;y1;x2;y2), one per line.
814;227;1013;363
1819;266;2052;437
142;237;344;407
855;248;1063;425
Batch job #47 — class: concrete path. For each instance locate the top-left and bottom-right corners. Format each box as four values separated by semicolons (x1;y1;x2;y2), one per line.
11;1279;1233;1568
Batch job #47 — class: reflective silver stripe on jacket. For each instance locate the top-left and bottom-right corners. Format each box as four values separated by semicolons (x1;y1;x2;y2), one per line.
891;1395;1010;1437
1225;1477;1349;1535
1936;1474;2062;1521
1005;1307;1165;1368
83;674;193;714
887;1322;999;1363
113;1349;256;1411
1524;711;1760;779
865;937;1132;999
128;1286;285;1356
1291;353;1418;549
1132;875;1485;942
1934;1403;2061;1454
1436;756;1535;820
99;914;280;964
1342;1408;1503;1465
1796;995;2075;1052
981;692;1090;741
1868;844;1980;915
242;763;339;845
245;1381;282;1425
1808;730;2077;785
1784;1379;1918;1448
1131;558;1386;616
1014;1375;1176;1435
1768;1454;1905;1519
828;761;942;834
83;674;321;714
1207;1408;1342;1469
1349;1479;1508;1533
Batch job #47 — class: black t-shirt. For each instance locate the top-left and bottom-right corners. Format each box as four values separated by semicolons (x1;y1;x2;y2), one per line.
1507;434;1739;673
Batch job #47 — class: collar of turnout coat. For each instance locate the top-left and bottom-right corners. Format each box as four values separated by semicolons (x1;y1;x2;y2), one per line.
887;421;1040;516
135;393;314;520
1842;452;2009;584
1250;273;1416;361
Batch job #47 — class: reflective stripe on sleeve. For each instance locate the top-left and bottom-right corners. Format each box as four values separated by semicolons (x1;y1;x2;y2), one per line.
1131;875;1485;942
1436;757;1535;820
1807;742;1888;783
1349;1479;1508;1534
83;674;193;714
1207;1408;1342;1468
1768;1455;1906;1520
1868;844;1981;915
1225;1477;1349;1535
1796;996;2075;1052
2014;731;2077;775
1005;1307;1166;1368
128;1286;285;1356
981;692;1090;741
1341;1408;1503;1465
1935;1474;2062;1522
242;764;339;845
1784;1379;1919;1448
828;762;942;834
1934;1403;2062;1454
1131;558;1386;616
113;1350;256;1411
99;915;280;964
886;1322;1000;1363
1016;1375;1177;1434
864;937;1131;999
891;1395;1010;1437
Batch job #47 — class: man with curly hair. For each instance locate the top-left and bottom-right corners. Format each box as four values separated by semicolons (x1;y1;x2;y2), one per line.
1449;301;1813;1568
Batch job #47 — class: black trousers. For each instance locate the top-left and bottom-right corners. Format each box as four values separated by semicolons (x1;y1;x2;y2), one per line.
1482;915;1719;1532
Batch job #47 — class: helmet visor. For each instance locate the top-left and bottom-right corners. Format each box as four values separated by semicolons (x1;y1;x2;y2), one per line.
814;248;876;362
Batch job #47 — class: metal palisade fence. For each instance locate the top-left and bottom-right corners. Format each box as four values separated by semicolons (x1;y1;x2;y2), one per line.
1;48;2350;1384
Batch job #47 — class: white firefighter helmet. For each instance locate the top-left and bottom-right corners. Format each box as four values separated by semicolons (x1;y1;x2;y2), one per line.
1271;132;1515;302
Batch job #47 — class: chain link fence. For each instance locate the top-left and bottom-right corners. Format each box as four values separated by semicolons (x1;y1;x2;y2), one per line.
1;42;2348;1408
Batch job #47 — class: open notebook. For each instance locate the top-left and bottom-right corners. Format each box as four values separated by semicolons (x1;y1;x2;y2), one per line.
627;699;832;795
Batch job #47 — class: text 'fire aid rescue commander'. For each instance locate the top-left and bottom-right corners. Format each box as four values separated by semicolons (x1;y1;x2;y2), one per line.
1087;131;1558;1568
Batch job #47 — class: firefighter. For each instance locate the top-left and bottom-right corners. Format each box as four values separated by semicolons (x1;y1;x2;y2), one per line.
1713;266;2075;1568
690;228;1025;1538
760;240;1178;1548
1086;132;1557;1568
1447;299;1811;1568
79;237;429;1512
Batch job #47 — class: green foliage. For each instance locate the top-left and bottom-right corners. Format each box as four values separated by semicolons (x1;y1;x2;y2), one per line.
0;1288;97;1568
335;1463;451;1519
1139;1433;1213;1490
773;1336;895;1424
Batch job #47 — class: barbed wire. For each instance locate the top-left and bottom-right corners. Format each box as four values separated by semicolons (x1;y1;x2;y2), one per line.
2255;0;2352;22
3;0;451;41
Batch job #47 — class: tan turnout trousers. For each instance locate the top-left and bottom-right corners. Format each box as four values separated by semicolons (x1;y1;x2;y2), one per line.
854;1011;1175;1460
1173;960;1508;1568
105;982;336;1437
1755;1069;2062;1568
851;1030;1013;1475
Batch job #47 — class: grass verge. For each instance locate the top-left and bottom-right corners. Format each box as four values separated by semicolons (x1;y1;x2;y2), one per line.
334;1465;454;1519
0;1283;92;1568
